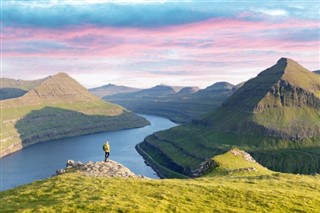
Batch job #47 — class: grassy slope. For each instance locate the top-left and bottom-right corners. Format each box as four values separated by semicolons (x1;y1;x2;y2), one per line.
1;99;149;157
1;101;145;148
1;151;320;212
204;148;273;177
0;74;149;157
141;123;320;175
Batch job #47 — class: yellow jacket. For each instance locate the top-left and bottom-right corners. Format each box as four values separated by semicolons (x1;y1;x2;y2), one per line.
103;142;110;152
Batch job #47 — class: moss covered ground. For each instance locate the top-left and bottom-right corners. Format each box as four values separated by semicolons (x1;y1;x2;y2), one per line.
1;171;319;212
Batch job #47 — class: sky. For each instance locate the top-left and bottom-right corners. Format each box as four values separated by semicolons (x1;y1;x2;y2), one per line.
1;0;320;89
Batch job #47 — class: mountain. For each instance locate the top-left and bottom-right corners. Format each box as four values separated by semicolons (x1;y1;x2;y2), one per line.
138;58;320;177
0;73;149;158
0;77;47;100
89;83;141;98
105;82;234;123
177;86;200;95
203;82;234;91
314;70;320;74
130;84;184;97
2;149;320;212
201;58;320;138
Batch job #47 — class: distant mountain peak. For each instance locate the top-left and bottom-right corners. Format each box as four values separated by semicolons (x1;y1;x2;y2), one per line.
159;83;168;86
55;72;70;77
276;57;297;65
89;84;141;97
204;81;235;91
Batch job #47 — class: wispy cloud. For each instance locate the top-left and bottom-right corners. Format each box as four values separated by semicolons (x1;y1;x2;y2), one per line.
2;1;319;88
256;9;288;16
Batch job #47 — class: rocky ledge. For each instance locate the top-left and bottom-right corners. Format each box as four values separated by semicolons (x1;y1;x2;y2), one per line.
56;160;147;178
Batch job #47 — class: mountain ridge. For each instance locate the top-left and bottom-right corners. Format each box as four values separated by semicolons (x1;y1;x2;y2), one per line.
104;82;235;123
89;83;141;98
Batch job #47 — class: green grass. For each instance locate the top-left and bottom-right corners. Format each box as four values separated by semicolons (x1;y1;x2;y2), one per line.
1;172;320;212
140;124;320;175
2;148;320;212
0;100;149;156
204;149;272;177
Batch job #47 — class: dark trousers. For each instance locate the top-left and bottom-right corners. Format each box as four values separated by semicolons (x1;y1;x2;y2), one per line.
105;152;110;161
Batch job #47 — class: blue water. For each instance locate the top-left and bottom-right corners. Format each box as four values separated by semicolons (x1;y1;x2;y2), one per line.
0;114;177;191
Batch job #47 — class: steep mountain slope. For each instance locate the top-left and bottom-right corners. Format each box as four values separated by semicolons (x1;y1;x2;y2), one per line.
105;82;234;123
138;58;320;176
0;73;149;158
89;83;141;98
2;150;320;212
0;77;47;100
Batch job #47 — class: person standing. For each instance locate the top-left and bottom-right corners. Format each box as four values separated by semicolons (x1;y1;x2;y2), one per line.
103;141;110;162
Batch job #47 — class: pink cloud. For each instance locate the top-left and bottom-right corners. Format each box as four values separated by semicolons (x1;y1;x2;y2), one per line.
2;17;319;88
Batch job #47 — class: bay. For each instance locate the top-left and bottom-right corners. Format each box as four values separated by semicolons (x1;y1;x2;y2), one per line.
0;114;177;191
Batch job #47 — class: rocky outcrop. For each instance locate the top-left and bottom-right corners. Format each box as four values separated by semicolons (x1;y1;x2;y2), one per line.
191;159;218;177
230;149;256;162
56;160;147;178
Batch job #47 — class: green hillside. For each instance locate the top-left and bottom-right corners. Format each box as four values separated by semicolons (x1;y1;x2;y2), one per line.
0;73;149;158
105;82;234;123
138;58;320;177
1;150;320;212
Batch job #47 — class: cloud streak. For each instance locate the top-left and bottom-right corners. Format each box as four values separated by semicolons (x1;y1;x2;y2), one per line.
2;1;319;88
3;2;216;28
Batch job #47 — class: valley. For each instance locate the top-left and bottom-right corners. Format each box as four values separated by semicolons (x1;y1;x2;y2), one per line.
103;82;236;123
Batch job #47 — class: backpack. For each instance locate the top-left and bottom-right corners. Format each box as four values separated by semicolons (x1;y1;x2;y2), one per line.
103;143;110;152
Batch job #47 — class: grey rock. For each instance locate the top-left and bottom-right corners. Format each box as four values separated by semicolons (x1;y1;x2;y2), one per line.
66;160;75;167
57;159;143;179
56;169;65;175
